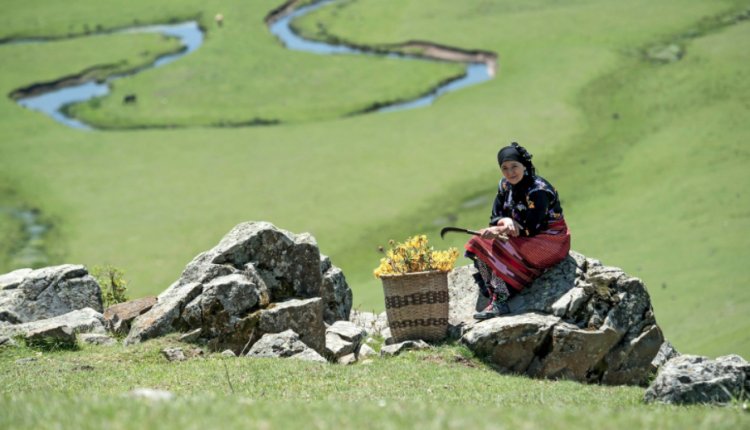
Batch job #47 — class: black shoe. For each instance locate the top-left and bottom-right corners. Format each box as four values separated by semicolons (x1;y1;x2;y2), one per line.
473;300;511;320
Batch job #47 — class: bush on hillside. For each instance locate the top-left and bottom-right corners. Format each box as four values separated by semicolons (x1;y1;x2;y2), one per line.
91;265;129;308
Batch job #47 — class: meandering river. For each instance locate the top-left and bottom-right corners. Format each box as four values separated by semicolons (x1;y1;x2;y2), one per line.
15;22;202;130
12;0;494;129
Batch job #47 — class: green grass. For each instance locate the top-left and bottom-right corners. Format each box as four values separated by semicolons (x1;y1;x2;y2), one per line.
0;0;748;365
1;339;746;429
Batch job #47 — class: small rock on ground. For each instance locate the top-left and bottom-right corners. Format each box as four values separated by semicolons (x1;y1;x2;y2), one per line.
79;333;117;346
358;344;377;359
338;353;357;365
161;347;186;362
179;328;202;343
128;388;175;402
380;340;430;357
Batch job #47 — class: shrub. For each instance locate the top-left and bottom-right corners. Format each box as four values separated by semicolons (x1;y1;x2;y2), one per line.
91;265;129;308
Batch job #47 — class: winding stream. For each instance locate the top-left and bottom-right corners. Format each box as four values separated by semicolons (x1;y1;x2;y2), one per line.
269;0;493;113
15;22;203;130
12;0;494;129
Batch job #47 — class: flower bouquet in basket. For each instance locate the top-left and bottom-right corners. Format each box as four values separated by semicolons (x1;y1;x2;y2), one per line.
373;235;459;342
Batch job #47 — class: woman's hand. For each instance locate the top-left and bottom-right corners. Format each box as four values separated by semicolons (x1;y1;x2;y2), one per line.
496;217;520;237
480;226;510;243
480;226;503;240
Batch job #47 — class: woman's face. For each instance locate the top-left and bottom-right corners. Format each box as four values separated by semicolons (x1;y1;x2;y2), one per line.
501;161;526;185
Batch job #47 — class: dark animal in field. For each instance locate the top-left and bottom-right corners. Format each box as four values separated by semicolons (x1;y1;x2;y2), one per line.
123;94;137;104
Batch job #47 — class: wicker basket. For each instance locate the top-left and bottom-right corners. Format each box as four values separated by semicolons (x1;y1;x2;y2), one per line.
381;270;449;342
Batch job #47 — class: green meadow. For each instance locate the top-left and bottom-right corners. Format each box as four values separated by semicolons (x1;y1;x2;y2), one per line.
1;0;749;425
1;338;747;430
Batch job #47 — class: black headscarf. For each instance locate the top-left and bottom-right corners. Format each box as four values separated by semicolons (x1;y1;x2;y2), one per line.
497;142;536;177
497;146;524;165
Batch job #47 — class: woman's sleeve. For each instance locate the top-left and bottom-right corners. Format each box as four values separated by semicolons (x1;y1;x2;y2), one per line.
520;190;550;236
489;184;505;226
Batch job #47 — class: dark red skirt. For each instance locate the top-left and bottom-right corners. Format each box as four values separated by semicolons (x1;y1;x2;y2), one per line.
464;219;571;292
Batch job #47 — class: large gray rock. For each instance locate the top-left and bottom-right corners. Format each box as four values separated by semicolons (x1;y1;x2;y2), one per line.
124;222;348;356
181;273;269;352
246;329;327;363
0;307;106;338
447;265;490;330
180;222;322;300
126;222;351;360
462;313;560;373
320;255;353;323
644;354;750;404
457;251;667;385
0;265;102;324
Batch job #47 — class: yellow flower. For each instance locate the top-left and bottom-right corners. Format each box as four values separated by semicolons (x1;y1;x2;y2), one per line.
373;234;459;279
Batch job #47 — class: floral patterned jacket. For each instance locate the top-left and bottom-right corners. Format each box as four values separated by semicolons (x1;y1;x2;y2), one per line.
489;174;564;237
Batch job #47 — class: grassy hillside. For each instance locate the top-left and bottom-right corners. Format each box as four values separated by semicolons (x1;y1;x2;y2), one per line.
1;339;746;429
0;0;748;363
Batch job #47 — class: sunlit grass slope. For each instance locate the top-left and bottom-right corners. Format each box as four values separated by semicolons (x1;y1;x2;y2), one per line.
0;339;746;429
0;0;748;360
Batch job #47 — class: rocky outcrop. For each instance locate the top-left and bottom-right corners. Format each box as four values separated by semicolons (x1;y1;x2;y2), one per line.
0;265;102;324
644;354;750;404
124;222;352;358
455;251;668;386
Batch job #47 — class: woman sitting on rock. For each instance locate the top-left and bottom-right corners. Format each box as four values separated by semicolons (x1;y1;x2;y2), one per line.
465;142;571;320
